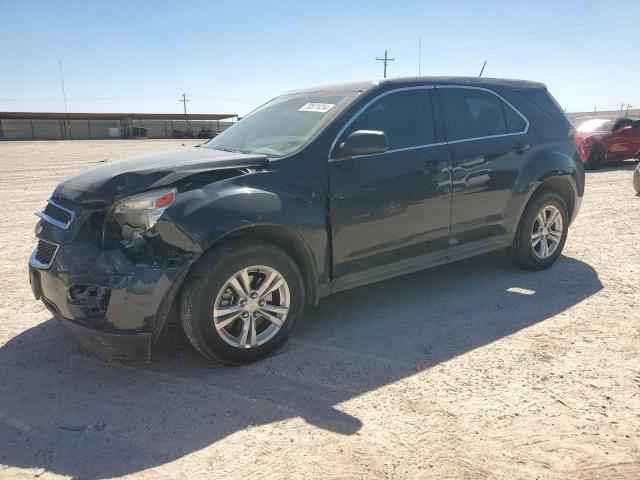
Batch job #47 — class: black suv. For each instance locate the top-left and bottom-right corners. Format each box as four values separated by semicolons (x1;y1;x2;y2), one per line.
29;77;584;364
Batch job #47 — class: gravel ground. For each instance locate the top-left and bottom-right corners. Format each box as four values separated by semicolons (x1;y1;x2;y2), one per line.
0;140;638;480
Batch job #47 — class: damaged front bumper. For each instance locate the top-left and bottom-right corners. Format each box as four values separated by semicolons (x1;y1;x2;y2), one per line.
28;242;190;361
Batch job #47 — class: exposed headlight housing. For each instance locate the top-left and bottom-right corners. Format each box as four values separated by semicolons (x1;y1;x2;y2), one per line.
110;188;176;245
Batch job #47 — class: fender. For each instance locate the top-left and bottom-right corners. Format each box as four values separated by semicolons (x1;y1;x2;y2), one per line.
152;171;330;296
507;145;584;234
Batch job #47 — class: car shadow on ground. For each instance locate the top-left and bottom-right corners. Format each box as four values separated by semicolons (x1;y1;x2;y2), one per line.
0;252;602;479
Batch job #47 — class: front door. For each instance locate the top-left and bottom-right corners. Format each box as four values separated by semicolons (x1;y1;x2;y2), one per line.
328;87;452;286
607;119;640;159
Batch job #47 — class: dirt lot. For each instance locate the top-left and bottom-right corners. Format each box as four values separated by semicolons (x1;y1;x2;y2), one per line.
0;140;638;479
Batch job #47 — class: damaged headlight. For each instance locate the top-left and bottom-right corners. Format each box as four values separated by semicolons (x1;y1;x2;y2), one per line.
110;188;176;244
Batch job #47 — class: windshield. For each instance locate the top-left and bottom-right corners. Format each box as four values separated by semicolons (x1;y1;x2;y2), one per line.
574;118;614;133
204;92;358;157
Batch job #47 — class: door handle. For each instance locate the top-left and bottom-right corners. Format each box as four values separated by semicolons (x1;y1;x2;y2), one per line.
422;157;446;174
511;142;530;154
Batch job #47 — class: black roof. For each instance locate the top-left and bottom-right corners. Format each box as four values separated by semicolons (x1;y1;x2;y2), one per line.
290;76;546;94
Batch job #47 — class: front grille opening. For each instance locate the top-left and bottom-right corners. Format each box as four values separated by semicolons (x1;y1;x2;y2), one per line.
39;200;75;228
44;202;72;224
35;240;58;266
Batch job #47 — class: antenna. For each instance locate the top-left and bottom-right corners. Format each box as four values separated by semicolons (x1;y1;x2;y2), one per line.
478;60;487;77
418;37;422;76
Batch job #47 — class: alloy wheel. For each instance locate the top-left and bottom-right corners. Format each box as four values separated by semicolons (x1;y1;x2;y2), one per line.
213;266;290;348
531;205;563;259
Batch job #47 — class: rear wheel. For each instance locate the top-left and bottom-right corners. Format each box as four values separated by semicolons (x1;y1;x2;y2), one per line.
586;148;605;170
633;162;640;194
509;193;568;271
180;241;305;364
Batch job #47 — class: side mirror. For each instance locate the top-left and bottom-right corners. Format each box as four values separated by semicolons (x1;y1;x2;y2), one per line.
332;130;388;160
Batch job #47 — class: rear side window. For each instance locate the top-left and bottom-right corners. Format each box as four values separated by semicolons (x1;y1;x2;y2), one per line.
343;89;435;150
511;88;572;143
516;89;567;125
438;88;525;141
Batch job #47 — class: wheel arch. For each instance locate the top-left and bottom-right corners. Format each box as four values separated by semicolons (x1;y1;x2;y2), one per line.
512;147;582;233
529;176;576;220
193;223;320;306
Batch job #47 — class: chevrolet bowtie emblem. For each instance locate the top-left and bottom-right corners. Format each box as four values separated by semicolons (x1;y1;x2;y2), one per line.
35;223;43;235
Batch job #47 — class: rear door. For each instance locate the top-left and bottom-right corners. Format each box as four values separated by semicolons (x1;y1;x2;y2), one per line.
436;86;538;250
328;87;452;283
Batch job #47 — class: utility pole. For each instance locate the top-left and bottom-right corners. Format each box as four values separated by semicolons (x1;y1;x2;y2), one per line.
418;37;422;76
626;103;632;116
620;101;625;112
58;60;71;139
375;50;395;78
479;60;487;77
180;93;191;137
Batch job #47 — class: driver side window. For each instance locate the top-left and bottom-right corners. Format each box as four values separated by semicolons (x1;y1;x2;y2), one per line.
342;89;436;150
613;118;633;131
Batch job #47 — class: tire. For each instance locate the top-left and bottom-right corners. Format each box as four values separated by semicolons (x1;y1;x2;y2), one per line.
180;241;305;365
586;148;605;170
633;162;640;195
509;192;569;271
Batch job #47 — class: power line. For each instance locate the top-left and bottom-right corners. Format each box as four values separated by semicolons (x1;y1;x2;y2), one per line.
375;50;395;78
58;61;68;113
58;61;71;139
416;60;640;70
180;93;191;135
420;23;639;56
395;14;640;54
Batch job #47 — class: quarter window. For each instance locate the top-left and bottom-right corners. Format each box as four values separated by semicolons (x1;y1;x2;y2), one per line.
439;88;525;141
341;89;435;150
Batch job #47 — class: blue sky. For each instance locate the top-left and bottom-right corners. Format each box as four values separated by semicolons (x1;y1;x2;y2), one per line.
1;0;638;115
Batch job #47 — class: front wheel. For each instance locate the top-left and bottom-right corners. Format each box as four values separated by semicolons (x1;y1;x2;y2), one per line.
180;241;305;364
509;193;569;271
586;148;605;170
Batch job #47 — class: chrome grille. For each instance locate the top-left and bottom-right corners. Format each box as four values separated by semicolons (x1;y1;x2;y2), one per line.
33;240;59;268
36;199;75;229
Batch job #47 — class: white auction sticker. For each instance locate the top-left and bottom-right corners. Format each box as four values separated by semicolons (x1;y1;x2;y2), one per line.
299;103;335;113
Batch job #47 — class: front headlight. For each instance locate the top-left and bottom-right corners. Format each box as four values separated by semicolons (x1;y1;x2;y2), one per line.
111;188;176;243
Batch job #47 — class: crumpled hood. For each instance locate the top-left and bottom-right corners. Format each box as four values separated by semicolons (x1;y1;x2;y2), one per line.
53;146;268;206
573;131;605;142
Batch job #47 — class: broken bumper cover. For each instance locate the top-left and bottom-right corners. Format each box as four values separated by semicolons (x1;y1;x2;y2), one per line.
28;243;190;361
57;317;152;361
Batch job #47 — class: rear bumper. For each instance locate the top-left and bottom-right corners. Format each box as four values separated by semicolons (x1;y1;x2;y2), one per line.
28;243;190;361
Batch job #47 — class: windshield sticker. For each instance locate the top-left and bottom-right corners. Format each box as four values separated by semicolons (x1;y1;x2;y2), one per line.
299;103;335;113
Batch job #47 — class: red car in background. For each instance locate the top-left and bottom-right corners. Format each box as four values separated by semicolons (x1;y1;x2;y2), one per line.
573;115;640;169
